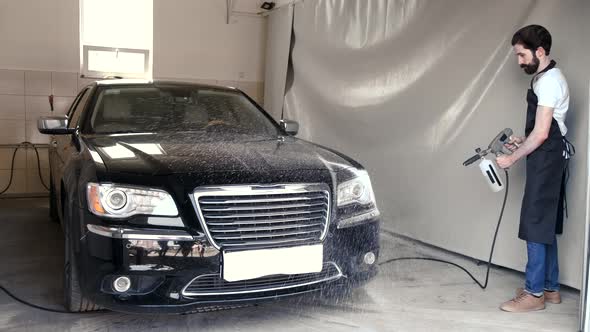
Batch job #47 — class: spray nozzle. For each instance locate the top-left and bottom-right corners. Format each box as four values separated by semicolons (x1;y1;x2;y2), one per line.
462;128;513;167
462;128;513;192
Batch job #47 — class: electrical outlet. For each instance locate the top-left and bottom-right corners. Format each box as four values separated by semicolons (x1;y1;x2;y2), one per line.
238;72;246;79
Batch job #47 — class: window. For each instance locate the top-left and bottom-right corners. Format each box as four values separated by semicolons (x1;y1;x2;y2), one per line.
80;0;153;78
89;86;279;136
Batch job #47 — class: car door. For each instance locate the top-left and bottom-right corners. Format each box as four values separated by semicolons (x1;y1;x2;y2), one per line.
49;89;87;188
54;87;93;189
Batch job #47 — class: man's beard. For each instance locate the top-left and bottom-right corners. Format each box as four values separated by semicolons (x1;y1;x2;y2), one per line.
521;54;540;75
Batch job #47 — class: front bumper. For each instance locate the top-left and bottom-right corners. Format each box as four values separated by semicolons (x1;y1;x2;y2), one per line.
79;213;380;314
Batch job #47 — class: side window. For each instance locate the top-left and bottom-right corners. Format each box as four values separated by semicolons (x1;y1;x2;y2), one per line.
68;88;92;129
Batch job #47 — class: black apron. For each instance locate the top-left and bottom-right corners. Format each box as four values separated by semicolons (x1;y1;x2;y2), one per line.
518;60;569;245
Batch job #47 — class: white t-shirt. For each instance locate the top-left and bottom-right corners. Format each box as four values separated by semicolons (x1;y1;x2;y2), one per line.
533;67;569;136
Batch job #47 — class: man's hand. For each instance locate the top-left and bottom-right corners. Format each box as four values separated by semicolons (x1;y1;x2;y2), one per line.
504;143;519;152
508;136;525;145
504;136;525;152
496;154;516;169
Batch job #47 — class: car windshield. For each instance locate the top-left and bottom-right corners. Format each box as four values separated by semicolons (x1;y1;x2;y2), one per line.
89;85;280;136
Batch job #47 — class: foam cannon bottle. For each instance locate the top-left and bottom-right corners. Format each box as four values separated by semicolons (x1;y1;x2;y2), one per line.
463;128;514;192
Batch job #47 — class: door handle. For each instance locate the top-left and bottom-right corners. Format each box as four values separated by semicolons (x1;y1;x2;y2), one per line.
51;140;58;147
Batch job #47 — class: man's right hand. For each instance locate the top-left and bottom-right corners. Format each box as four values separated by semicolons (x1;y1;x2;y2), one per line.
504;136;525;152
508;136;525;145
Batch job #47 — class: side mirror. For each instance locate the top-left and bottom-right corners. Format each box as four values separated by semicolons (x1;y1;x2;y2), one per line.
280;119;299;136
38;116;76;135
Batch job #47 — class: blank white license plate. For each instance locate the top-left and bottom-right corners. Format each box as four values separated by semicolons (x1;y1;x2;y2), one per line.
222;244;323;282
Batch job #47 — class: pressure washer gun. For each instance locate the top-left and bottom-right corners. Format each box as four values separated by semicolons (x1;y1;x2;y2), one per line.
462;128;514;192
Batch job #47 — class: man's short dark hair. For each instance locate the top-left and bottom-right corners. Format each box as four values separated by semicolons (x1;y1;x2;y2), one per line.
511;25;552;55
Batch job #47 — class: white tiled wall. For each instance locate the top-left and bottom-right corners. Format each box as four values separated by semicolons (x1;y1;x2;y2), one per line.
0;69;81;194
0;70;25;95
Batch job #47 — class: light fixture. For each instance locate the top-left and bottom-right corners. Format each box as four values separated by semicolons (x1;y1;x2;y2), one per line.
260;1;275;10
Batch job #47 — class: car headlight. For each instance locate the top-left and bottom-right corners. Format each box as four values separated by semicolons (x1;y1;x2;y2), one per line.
337;170;376;207
337;170;380;228
87;183;178;219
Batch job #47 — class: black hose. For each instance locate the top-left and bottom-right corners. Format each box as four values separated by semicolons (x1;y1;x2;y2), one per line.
379;170;509;289
0;142;49;196
32;144;49;191
0;147;18;195
0;284;99;314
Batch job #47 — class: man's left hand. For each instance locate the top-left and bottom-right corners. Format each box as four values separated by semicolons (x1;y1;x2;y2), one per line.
496;154;516;169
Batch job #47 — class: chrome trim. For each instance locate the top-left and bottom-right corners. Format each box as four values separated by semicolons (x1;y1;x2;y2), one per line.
181;262;343;297
201;201;328;212
190;183;331;250
199;194;326;204
203;208;327;219
337;208;381;229
218;237;319;247
207;215;325;226
37;115;74;135
86;224;194;241
208;222;324;233
214;229;322;240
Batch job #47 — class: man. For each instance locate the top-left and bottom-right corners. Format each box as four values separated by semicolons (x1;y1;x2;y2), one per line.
495;25;571;312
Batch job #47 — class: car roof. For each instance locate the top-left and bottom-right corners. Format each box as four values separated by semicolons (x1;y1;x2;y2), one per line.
92;79;238;91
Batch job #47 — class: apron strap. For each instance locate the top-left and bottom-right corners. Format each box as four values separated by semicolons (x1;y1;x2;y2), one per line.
530;60;557;90
562;136;575;219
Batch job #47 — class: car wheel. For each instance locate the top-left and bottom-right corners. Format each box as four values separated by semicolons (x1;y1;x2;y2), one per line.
63;199;100;312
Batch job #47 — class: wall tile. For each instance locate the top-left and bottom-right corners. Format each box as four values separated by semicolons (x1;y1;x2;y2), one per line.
27;147;49;170
53;96;75;114
0;148;26;170
26;167;50;193
25;71;52;96
25;120;50;144
52;72;78;97
0;120;26;144
25;96;52;121
0;69;25;95
0;169;27;194
0;94;25;120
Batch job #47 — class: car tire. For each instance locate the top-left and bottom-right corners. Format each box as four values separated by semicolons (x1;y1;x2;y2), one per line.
63;198;100;312
49;177;59;223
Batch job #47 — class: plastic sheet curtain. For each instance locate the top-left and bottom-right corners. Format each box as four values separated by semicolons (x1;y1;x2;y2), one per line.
266;0;590;289
263;5;293;120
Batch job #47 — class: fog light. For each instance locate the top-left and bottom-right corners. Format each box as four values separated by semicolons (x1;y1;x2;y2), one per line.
113;276;131;293
363;252;376;265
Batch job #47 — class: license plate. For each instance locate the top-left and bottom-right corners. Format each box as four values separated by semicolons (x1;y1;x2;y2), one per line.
222;244;323;282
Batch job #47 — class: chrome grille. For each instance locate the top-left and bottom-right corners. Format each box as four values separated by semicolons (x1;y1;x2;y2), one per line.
182;262;342;296
191;184;331;249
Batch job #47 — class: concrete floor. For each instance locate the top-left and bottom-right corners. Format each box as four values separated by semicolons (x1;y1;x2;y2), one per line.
0;198;581;331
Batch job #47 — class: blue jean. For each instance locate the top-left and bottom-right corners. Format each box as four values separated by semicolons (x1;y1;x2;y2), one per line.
525;237;560;295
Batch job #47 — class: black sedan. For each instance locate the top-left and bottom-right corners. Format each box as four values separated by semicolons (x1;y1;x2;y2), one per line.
37;80;380;313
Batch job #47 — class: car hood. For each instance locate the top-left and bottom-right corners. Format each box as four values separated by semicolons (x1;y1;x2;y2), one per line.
83;132;357;176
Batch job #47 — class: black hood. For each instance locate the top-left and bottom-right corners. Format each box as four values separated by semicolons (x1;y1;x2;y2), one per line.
83;132;357;176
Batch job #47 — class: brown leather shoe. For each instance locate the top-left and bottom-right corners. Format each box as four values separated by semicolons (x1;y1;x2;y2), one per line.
516;288;561;304
500;292;545;312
